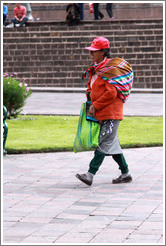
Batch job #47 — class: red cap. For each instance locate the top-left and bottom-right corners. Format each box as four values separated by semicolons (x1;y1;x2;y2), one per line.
84;36;110;51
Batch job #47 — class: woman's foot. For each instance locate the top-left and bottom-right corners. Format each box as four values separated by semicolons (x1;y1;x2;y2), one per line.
75;172;93;186
112;174;132;184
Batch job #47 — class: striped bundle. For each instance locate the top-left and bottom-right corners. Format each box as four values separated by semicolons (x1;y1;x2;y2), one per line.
84;57;134;103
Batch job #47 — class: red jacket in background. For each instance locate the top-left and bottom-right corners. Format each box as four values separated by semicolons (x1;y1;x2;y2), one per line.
14;5;27;19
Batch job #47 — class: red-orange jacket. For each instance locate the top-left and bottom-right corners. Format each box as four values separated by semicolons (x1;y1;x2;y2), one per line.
86;75;124;121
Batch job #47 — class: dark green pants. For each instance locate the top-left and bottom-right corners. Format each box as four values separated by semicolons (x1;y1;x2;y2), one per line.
88;149;129;175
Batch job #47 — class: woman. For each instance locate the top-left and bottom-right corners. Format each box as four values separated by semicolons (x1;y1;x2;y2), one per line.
76;36;133;186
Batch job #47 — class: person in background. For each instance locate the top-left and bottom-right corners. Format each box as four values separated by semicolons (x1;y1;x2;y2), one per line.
11;3;28;27
66;3;81;26
3;3;8;26
75;36;133;186
78;3;84;20
93;3;104;20
106;3;114;20
22;3;34;21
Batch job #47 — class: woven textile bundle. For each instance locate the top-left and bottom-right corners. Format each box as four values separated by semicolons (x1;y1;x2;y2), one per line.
83;57;134;103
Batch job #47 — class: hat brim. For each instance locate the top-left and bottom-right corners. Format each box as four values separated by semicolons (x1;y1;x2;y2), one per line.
84;47;100;51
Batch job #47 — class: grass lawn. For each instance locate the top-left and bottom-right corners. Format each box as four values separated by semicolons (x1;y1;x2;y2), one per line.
5;115;163;154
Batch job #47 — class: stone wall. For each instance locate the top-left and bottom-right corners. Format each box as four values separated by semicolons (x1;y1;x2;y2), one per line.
3;19;163;88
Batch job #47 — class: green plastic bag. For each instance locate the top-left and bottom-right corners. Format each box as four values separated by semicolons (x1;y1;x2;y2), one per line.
73;103;100;153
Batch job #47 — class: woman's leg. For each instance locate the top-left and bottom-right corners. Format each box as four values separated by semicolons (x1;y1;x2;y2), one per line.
112;153;132;183
88;149;105;175
75;149;105;186
112;153;129;174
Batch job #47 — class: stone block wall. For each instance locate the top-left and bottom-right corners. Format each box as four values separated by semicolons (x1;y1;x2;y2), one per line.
3;19;163;88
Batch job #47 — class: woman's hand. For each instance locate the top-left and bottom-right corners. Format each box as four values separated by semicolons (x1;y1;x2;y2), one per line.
89;104;96;117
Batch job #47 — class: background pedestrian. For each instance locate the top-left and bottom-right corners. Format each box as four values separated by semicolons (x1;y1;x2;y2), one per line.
93;3;104;20
3;3;8;26
66;3;81;26
106;3;114;19
11;3;28;27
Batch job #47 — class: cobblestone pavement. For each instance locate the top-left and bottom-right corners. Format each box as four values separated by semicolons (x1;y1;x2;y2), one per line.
22;92;163;116
3;147;163;244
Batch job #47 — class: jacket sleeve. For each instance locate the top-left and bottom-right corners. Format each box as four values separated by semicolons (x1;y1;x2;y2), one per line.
92;82;118;111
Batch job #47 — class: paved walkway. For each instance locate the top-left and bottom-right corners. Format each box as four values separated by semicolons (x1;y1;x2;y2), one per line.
3;147;163;244
22;92;163;116
3;90;164;244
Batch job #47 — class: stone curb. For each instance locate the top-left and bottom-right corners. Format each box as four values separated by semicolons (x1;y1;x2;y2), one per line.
30;87;163;94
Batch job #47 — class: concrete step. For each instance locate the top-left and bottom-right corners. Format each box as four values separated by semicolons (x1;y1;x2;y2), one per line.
4;60;163;73
3;52;163;64
4;45;163;56
3;51;163;59
3;37;163;46
3;28;163;38
3;62;163;73
4;52;163;62
3;19;163;31
3;45;163;55
3;32;163;41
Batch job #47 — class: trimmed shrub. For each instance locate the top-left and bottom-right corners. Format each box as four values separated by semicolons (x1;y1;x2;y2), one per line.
3;73;32;118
